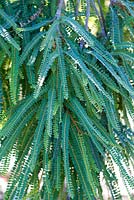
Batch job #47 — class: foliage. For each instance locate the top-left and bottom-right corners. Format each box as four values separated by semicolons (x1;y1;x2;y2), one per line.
0;0;134;199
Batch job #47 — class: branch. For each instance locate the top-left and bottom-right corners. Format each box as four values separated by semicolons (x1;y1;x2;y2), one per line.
75;0;80;18
110;0;117;5
85;0;90;31
91;0;107;37
55;0;64;19
97;0;107;37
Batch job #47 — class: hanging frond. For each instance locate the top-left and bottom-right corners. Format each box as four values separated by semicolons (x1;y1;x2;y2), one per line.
46;88;56;137
56;36;68;99
0;25;20;50
30;98;47;171
34;21;59;98
62;112;74;198
0;1;134;199
0;9;18;31
110;6;122;46
65;43;113;103
9;47;19;104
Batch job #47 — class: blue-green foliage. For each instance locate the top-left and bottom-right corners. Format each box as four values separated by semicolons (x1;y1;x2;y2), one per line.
62;112;74;198
0;0;134;199
0;74;2;113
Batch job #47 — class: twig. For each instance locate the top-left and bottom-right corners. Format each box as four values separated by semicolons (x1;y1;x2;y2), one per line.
85;0;90;31
55;0;64;19
97;0;107;37
75;0;80;18
91;0;107;37
110;0;117;5
20;1;44;27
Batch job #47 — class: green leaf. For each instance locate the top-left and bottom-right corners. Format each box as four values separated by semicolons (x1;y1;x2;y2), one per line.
10;47;19;104
0;25;20;50
56;37;68;99
0;9;18;30
19;32;44;66
46;88;56;137
30;98;47;171
62;112;74;198
65;44;113;103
